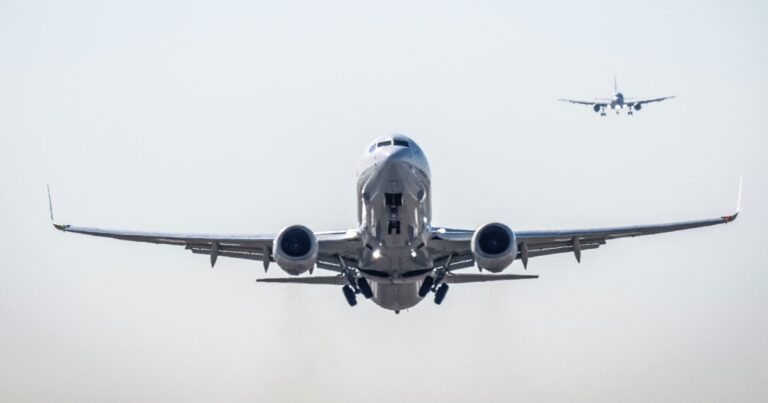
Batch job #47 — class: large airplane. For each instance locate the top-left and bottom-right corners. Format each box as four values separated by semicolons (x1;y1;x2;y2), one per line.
559;77;675;116
49;135;740;313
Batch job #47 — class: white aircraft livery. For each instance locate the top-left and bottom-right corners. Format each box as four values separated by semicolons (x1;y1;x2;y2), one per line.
559;77;675;116
50;135;740;313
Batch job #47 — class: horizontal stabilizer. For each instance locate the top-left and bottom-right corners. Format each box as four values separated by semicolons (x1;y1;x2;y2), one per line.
443;273;538;284
257;276;345;285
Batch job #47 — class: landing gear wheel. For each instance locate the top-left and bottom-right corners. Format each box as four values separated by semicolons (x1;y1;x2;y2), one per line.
357;277;373;299
434;284;449;305
342;285;357;307
418;276;434;297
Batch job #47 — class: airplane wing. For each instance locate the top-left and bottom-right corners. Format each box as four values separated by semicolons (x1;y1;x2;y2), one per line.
626;96;675;107
431;211;738;269
48;189;358;271
430;181;741;269
558;98;607;106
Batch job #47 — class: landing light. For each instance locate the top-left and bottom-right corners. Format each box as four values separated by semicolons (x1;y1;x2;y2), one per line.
373;249;382;259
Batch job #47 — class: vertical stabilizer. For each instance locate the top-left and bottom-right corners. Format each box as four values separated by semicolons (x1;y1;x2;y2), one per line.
614;75;618;93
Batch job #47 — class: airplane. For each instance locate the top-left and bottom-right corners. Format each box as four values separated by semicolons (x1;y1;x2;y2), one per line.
559;77;675;116
49;134;740;313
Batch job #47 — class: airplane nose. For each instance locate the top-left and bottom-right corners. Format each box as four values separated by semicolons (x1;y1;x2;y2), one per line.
381;146;413;164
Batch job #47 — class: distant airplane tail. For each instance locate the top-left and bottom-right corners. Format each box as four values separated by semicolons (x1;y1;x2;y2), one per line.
614;75;618;93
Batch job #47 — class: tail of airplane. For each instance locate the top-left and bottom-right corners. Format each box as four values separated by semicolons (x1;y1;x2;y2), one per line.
614;75;618;93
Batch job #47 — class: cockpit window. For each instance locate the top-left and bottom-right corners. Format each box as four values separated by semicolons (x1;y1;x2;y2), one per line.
372;139;410;150
392;140;409;147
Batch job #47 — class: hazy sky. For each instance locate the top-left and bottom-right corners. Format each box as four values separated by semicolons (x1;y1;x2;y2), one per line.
1;0;767;402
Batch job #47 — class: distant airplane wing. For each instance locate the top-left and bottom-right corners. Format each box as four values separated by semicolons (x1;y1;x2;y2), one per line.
626;96;675;107
558;98;607;107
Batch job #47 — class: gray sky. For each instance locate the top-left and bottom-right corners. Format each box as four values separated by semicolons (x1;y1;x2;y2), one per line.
1;0;767;401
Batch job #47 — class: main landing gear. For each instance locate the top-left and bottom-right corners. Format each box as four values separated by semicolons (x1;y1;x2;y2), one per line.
337;255;374;307
419;275;450;305
341;277;373;307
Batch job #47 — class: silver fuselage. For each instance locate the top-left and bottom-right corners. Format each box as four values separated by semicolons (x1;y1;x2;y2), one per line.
610;92;625;108
355;135;433;311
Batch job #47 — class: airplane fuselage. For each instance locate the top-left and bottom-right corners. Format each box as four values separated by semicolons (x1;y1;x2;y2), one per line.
356;135;433;311
610;92;625;108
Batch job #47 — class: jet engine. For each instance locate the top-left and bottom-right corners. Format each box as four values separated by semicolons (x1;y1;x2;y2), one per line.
633;104;642;111
273;225;318;275
471;223;518;273
593;104;601;113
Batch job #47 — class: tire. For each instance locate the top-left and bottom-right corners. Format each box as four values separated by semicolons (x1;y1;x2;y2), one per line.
357;277;374;299
342;285;357;307
434;284;449;305
418;276;434;297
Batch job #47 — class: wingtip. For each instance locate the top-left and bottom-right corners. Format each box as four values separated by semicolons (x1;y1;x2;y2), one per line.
47;185;69;231
722;176;743;223
52;222;70;231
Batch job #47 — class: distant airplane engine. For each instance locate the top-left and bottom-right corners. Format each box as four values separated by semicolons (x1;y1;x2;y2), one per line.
471;223;518;273
593;104;601;113
273;225;318;275
634;104;642;111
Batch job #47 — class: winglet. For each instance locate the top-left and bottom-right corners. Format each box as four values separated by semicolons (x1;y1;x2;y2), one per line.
722;176;742;223
47;185;69;231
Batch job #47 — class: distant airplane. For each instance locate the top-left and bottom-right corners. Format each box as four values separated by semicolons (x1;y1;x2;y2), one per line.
49;135;740;313
559;77;675;116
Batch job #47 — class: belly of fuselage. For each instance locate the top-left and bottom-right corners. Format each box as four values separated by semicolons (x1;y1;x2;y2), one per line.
371;282;423;311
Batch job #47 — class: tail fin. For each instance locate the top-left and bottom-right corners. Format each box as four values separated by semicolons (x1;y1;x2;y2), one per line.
614;75;618;93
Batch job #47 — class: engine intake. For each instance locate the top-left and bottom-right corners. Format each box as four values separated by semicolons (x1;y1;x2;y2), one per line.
273;225;318;275
634;103;642;111
471;223;518;273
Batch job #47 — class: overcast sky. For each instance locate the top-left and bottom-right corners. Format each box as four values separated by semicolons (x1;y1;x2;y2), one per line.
1;0;766;402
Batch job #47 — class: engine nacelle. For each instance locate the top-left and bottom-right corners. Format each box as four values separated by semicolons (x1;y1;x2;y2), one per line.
593;104;601;113
471;223;518;273
634;103;642;111
273;225;318;275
